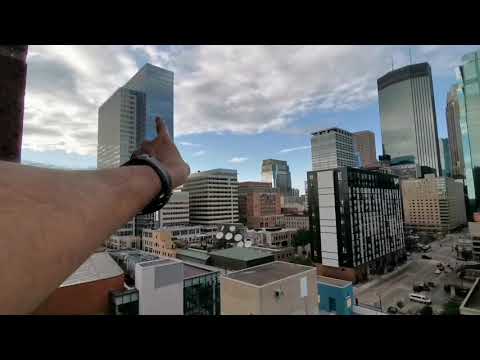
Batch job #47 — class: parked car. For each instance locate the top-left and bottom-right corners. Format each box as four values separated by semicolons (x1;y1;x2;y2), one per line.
422;254;432;260
427;281;436;288
387;306;398;314
413;285;424;292
435;269;441;275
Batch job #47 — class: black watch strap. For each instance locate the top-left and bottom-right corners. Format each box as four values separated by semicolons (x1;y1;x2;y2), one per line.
121;154;173;215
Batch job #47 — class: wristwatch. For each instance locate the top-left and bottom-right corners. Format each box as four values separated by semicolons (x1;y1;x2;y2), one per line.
121;153;173;215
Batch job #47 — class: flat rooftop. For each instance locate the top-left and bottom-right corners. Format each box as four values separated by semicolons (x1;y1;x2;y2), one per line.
137;258;177;268
61;253;123;287
225;261;314;286
176;248;211;261
210;247;274;262
318;275;352;288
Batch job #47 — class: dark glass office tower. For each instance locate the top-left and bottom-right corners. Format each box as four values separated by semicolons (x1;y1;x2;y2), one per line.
446;85;465;178
440;138;452;177
124;63;174;140
456;50;480;216
261;159;292;195
377;63;441;175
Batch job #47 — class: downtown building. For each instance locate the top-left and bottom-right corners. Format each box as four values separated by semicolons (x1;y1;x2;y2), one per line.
352;130;377;168
377;63;442;175
307;167;405;282
261;159;292;195
446;84;465;178
401;174;467;233
439;138;452;177
455;50;480;217
98;63;174;244
238;181;283;228
182;169;239;224
311;127;356;171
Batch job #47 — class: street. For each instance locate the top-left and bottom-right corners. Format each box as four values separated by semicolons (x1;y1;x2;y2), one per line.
355;233;473;314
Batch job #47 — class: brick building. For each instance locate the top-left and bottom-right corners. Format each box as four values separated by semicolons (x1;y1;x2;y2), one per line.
238;181;282;228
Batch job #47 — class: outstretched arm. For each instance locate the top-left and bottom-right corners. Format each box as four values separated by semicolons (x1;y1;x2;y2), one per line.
0;118;190;314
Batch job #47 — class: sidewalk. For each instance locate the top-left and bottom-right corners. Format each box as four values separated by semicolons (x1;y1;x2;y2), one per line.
355;260;412;294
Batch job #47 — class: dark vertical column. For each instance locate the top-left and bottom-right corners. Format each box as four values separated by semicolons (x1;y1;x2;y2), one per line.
0;45;28;163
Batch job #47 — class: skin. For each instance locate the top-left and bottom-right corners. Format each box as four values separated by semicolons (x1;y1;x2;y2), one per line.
0;117;190;314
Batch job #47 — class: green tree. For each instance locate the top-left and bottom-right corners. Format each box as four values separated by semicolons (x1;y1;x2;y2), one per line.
442;300;460;316
290;255;314;267
294;230;312;248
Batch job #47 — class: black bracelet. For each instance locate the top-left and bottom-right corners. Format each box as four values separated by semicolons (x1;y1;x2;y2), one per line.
121;154;173;215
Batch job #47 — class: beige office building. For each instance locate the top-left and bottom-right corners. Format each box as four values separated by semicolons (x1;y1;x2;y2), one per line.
247;228;297;248
182;169;239;224
284;215;309;230
155;191;190;228
142;229;177;258
220;261;318;315
401;175;467;232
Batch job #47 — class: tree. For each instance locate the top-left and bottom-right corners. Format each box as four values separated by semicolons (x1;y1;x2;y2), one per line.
293;230;312;248
442;300;460;316
419;305;433;316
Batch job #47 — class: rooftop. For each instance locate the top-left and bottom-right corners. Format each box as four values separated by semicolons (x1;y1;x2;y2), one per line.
318;275;352;288
225;261;314;286
311;127;352;137
209;247;274;262
137;258;177;268
176;248;211;261
61;253;123;287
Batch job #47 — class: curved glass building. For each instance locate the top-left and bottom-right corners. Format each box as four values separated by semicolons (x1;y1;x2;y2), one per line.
377;63;441;175
456;50;480;216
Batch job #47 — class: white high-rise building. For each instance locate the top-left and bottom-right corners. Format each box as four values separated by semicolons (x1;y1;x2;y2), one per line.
154;191;190;228
311;127;356;171
182;169;239;224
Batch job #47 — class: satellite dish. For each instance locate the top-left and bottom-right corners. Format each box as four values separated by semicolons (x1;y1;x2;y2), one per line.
234;234;243;242
216;232;224;240
244;240;252;248
237;241;244;247
229;225;236;232
225;232;233;241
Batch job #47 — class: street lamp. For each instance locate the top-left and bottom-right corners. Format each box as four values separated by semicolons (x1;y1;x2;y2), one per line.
377;292;383;312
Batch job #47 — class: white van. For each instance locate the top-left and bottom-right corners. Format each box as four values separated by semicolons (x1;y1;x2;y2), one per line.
409;293;432;305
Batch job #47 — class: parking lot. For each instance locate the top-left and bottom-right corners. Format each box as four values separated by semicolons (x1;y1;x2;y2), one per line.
355;234;472;314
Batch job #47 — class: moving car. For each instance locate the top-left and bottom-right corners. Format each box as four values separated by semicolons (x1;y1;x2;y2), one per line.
435;269;441;275
422;254;432;260
409;293;432;305
387;306;398;314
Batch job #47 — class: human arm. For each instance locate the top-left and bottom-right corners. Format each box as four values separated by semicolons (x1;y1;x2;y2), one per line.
0;117;189;314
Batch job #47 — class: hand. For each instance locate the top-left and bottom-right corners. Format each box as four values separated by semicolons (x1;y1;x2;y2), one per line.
136;117;190;189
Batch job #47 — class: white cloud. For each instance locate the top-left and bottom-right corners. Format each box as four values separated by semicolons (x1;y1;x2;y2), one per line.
228;157;248;163
179;141;201;147
279;145;311;153
192;150;206;157
23;45;480;157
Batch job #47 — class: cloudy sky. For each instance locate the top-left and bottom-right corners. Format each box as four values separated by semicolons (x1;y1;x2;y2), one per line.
22;45;479;192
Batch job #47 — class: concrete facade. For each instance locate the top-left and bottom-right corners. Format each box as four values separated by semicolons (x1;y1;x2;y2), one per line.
311;127;356;171
142;228;177;257
221;262;318;315
155;191;189;228
402;175;467;233
182;169;239;224
247;228;297;248
284;215;309;230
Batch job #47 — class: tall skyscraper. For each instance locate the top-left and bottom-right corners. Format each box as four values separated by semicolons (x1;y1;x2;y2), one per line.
446;84;465;178
456;50;480;216
377;62;441;175
440;138;452;177
310;127;356;171
124;63;174;140
352;130;377;168
261;159;292;195
98;63;174;238
182;169;239;224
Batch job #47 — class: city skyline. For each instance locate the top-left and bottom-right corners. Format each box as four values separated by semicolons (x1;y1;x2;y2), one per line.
22;45;480;192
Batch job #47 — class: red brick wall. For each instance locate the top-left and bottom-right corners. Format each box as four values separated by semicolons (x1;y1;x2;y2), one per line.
315;264;367;284
33;275;125;315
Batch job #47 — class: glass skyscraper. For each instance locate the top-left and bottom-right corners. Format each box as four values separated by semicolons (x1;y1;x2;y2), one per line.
377;63;441;175
261;159;292;195
446;84;465;178
440;138;452;177
456;50;480;216
124;63;174;140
